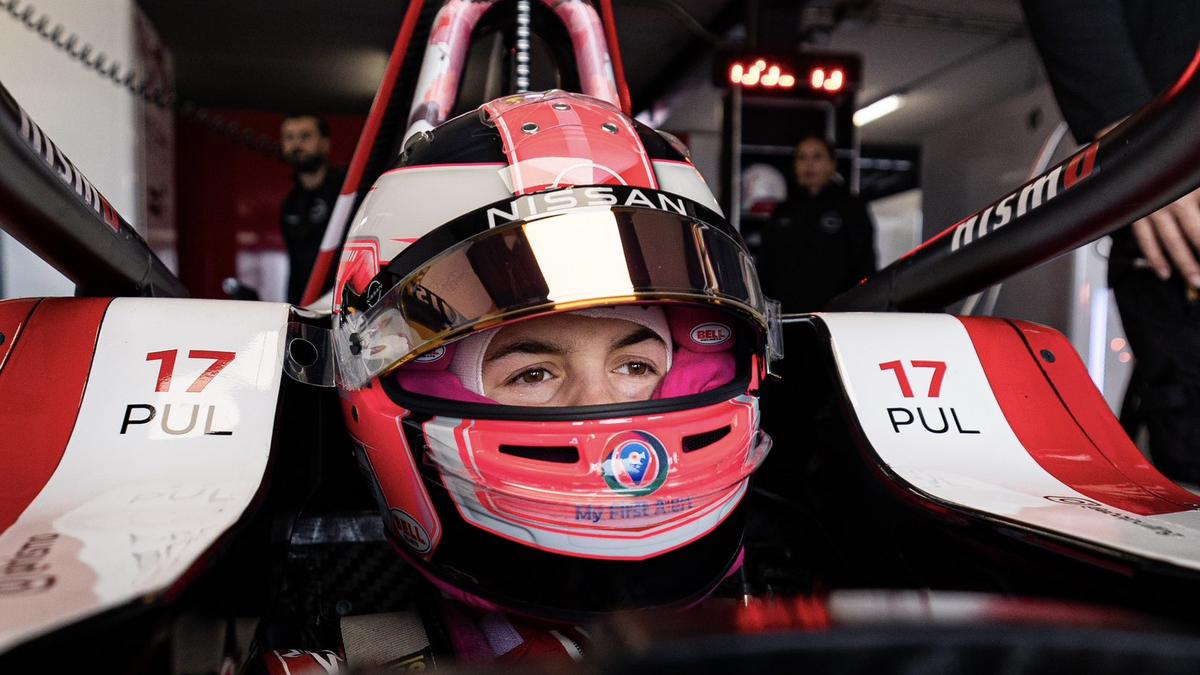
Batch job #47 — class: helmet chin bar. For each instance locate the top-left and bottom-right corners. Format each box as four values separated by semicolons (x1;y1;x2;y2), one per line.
410;404;770;560
345;386;768;617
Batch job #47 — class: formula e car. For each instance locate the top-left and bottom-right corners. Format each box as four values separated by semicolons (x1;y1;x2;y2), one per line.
4;1;1200;673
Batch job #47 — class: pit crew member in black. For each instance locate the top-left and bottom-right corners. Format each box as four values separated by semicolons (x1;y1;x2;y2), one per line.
757;135;876;313
280;113;346;305
1022;1;1200;482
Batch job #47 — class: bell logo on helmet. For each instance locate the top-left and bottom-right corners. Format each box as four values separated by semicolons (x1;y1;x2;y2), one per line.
414;346;447;363
602;431;670;496
690;322;731;346
390;508;432;554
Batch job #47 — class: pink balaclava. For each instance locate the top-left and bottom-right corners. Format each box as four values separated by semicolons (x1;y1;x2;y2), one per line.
448;306;673;397
394;306;736;403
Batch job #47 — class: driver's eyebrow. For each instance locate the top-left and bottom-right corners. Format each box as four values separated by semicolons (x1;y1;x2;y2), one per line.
611;326;663;350
485;339;566;362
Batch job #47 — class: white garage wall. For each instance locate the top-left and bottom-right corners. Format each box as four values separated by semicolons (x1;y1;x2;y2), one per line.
869;188;922;268
921;84;1131;411
0;0;140;298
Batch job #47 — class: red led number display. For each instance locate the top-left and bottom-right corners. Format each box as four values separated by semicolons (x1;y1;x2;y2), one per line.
727;60;845;93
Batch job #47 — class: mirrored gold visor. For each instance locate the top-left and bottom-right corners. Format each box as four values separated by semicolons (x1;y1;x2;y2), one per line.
334;205;773;389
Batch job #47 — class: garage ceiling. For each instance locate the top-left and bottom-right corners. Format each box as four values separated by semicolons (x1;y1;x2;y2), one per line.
136;0;1042;144
136;0;733;112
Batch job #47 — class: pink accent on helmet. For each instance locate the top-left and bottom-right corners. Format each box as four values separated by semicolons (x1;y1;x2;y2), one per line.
394;370;496;403
482;92;654;195
334;239;381;313
655;348;736;399
397;305;742;401
394;340;493;402
667;306;736;353
406;343;458;370
651;306;737;398
447;306;672;397
344;399;445;557
429;401;758;561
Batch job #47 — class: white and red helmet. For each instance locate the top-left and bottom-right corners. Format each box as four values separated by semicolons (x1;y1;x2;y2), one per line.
332;91;781;619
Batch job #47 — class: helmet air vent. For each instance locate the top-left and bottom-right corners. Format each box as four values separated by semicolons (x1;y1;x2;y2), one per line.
498;444;580;464
681;426;732;453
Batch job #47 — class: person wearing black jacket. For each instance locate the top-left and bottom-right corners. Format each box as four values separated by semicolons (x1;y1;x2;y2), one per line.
280;113;346;305
757;135;876;313
1022;1;1200;482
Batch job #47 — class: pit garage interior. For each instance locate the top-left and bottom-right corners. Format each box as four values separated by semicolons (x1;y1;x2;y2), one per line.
0;0;1130;407
3;0;1195;670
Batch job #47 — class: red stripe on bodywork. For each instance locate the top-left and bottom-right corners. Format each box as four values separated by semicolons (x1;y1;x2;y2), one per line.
961;317;1199;516
598;0;632;114
1011;320;1200;508
340;0;425;196
0;299;38;376
0;298;111;535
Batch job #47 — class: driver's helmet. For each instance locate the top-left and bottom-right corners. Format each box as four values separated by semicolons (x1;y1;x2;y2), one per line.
332;91;781;621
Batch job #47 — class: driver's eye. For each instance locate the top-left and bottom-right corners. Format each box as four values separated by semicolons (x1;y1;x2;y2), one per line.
517;368;549;384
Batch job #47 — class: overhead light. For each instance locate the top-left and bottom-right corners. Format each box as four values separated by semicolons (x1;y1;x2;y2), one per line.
853;94;903;127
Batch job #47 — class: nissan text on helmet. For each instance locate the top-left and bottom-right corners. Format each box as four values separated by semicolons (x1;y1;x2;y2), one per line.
330;88;783;620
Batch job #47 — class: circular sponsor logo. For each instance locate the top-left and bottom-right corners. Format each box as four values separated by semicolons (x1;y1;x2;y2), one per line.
602;430;670;496
819;211;843;233
390;508;432;553
690;322;731;346
309;198;330;224
365;280;384;306
414;346;447;363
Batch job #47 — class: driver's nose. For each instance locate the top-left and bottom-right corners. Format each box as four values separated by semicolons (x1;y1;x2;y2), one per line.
560;370;619;407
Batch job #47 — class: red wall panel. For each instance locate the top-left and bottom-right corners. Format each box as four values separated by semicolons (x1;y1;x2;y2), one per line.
176;110;364;298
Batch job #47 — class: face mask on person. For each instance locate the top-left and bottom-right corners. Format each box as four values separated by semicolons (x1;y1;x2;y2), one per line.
288;152;327;174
